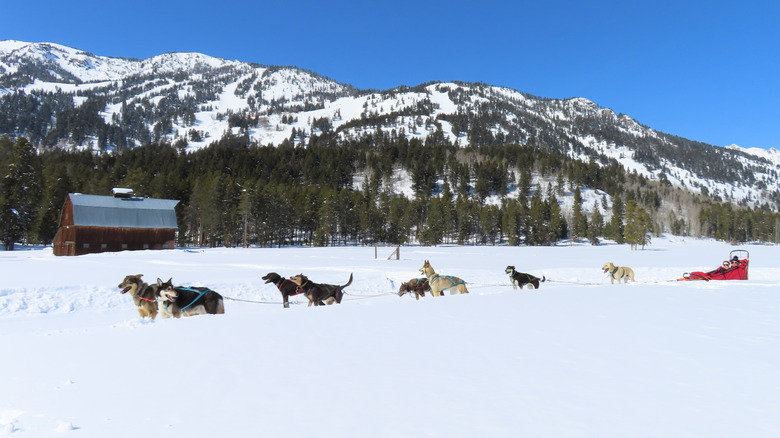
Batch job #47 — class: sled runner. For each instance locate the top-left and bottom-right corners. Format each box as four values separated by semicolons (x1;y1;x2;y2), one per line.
677;250;749;281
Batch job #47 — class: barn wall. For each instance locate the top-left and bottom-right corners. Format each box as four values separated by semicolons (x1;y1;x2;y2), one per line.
53;226;176;256
59;198;75;227
52;226;77;256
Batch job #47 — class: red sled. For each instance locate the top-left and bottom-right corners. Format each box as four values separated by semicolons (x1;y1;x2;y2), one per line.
678;250;749;281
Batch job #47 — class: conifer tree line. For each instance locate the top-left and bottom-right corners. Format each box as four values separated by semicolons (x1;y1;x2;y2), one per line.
1;134;779;250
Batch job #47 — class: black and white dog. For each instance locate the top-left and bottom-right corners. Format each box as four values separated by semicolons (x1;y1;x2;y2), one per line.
505;266;545;290
154;278;225;318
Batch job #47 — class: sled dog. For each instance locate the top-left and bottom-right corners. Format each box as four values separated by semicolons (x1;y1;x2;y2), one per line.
263;272;304;308
118;274;158;319
505;266;545;290
289;273;353;307
419;260;469;297
154;279;181;319
154;278;225;317
398;278;431;300
602;262;635;284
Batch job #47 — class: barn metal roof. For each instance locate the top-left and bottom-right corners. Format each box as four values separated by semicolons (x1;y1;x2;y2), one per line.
69;193;179;229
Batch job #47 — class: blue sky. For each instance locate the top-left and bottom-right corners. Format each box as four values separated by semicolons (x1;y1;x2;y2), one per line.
2;0;779;149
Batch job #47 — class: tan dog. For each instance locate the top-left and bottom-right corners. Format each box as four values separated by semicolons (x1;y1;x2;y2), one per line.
602;262;635;284
118;274;158;319
419;260;469;296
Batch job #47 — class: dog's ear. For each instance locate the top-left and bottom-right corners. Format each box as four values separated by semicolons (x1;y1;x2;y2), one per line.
157;278;163;285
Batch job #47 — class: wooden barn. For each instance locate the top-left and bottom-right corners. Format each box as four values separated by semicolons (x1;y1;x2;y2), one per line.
52;190;179;256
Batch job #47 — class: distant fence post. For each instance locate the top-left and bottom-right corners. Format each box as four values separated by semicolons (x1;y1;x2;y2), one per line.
374;245;400;260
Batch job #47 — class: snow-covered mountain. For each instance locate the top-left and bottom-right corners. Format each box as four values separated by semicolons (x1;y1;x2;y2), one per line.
1;40;778;210
0;40;243;82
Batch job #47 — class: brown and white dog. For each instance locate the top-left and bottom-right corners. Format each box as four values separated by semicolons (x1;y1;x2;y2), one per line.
398;278;431;300
602;262;635;284
118;274;158;319
419;260;469;296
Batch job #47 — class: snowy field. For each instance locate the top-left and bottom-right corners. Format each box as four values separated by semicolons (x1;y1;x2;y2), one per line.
1;237;779;437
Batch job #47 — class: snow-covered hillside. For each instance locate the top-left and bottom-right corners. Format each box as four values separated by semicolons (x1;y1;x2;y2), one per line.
727;144;780;167
1;237;779;437
0;40;242;82
2;40;779;209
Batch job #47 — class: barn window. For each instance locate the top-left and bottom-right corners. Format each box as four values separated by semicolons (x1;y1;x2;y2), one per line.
101;243;108;249
143;244;150;249
121;244;128;249
83;243;90;249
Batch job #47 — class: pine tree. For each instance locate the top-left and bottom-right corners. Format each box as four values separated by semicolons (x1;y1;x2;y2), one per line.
547;194;567;244
0;137;42;250
571;187;588;241
527;193;547;246
34;162;73;243
588;208;604;245
624;200;652;250
501;200;521;245
421;197;445;245
314;191;338;246
517;168;532;201
606;195;625;244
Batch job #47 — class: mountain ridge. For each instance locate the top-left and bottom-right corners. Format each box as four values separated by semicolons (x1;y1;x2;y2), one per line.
1;40;778;211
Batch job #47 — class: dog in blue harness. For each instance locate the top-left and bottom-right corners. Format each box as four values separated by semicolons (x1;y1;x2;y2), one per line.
154;278;225;318
419;260;469;297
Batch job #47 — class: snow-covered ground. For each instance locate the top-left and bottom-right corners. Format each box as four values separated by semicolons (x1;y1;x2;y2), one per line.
1;237;779;437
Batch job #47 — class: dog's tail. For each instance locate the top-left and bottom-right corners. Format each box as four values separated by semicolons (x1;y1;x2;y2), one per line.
541;276;546;283
342;273;353;288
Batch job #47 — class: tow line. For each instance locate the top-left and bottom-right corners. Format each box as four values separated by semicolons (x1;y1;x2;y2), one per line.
223;296;300;305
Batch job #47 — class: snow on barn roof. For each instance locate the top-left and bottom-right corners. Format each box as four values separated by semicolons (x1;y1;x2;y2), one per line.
69;193;179;229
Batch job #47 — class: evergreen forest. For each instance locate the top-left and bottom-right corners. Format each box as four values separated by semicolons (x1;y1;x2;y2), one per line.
1;133;779;250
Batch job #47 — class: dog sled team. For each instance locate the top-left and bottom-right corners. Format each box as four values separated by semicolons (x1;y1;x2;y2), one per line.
118;250;748;318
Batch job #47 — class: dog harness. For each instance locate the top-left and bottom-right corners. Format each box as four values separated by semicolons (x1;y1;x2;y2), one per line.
278;279;304;296
427;274;466;291
133;284;156;304
176;287;212;311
